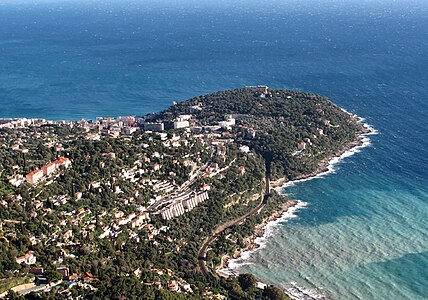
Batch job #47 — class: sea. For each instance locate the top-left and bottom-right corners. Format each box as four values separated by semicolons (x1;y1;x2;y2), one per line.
0;0;427;299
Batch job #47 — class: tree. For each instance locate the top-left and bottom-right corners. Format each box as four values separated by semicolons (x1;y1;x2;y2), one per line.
238;273;257;291
262;285;290;300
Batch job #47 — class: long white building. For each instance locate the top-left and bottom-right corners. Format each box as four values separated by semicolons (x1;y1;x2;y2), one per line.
160;191;209;220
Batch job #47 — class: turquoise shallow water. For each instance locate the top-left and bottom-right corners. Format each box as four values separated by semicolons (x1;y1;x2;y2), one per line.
231;132;428;299
0;1;427;299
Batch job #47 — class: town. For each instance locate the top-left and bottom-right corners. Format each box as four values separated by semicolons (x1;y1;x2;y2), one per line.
0;88;268;298
0;87;361;299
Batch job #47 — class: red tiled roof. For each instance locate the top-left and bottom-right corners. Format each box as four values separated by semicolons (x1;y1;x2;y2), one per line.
16;251;35;261
55;157;69;164
43;162;56;168
26;169;42;177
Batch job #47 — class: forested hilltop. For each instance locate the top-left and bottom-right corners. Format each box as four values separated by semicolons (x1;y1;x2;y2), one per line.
0;87;363;299
165;87;364;180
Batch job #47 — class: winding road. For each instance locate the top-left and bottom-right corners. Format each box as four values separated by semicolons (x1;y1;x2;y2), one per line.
198;174;270;276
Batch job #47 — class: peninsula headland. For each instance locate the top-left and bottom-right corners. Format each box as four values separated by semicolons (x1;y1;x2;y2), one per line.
0;86;369;299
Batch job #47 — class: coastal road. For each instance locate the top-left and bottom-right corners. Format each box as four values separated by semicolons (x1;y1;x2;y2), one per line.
198;175;270;276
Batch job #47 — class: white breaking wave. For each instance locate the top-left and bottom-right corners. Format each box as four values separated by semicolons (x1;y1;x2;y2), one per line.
224;119;378;299
286;282;330;300
221;200;308;275
275;120;378;193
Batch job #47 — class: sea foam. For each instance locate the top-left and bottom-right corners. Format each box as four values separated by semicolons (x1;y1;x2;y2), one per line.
221;200;309;276
276;120;377;194
225;120;378;299
285;282;330;300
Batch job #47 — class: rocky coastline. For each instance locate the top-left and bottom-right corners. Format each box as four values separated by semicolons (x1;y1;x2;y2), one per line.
217;119;374;277
216;199;299;276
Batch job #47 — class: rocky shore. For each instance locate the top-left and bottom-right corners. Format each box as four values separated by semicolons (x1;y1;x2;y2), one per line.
271;118;373;189
217;119;375;277
216;199;299;276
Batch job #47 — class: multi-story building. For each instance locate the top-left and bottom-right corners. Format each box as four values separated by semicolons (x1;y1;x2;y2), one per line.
42;162;56;176
144;122;165;132
173;120;190;129
160;202;185;220
26;169;44;185
160;191;209;220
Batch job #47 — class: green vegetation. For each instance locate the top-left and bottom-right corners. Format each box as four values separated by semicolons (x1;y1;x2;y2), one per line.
0;275;34;294
168;88;363;180
0;87;362;299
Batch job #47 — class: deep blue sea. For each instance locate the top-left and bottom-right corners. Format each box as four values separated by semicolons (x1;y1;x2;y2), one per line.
1;0;427;299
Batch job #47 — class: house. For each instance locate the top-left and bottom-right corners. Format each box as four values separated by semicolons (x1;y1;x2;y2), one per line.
297;141;307;150
168;280;179;292
239;145;250;153
237;165;245;176
10;144;20;151
218;115;236;129
99;228;111;239
246;129;256;139
156;133;168;141
16;251;36;265
57;266;70;277
86;133;101;141
103;152;116;159
115;211;125;218
304;137;313;145
123;126;138;135
131;213;148;228
63;229;73;240
54;157;71;169
201;183;211;191
140;178;150;184
55;144;64;151
210;140;221;146
109;131;120;138
83;272;96;283
29;236;38;245
117;213;136;226
179;281;193;293
246;85;269;94
117;115;136;125
217;147;226;156
26;169;44;185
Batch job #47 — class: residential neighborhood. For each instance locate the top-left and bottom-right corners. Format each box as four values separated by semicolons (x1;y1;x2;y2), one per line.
0;87;357;299
0;98;264;298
